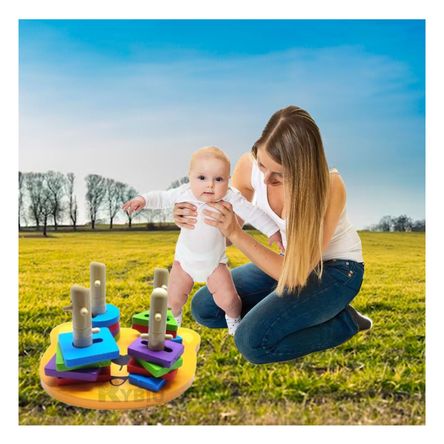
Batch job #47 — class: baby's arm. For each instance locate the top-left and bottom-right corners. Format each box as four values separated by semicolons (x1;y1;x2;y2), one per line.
122;184;187;215
227;189;280;237
227;189;285;253
139;188;181;210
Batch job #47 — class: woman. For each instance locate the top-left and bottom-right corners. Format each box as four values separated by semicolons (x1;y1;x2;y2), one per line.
174;105;371;364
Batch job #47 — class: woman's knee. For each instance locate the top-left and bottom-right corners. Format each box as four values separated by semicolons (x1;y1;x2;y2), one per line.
234;319;270;364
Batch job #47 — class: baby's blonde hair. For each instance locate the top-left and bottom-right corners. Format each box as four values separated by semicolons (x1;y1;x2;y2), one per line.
189;146;231;172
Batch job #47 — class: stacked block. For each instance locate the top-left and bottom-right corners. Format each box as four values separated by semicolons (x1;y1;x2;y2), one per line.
92;303;121;340
132;308;178;338
127;336;184;392
44;328;119;385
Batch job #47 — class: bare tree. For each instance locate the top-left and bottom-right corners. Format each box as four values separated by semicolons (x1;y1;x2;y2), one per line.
392;214;413;232
23;172;54;236
85;174;106;230
19;172;24;231
46;171;66;230
411;219;425;232
145;208;163;224
39;180;54;237
105;178;126;229
122;185;138;228
377;215;393;232
67;173;78;230
25;172;45;230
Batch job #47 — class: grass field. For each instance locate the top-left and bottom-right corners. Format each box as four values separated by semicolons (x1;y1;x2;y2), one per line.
18;231;425;425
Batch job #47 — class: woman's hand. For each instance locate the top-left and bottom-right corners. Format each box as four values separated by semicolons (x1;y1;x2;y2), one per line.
203;201;242;241
268;231;285;254
122;196;146;215
173;202;197;229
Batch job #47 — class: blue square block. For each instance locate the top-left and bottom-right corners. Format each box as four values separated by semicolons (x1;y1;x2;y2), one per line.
171;335;183;344
128;373;166;392
92;303;120;328
58;328;120;368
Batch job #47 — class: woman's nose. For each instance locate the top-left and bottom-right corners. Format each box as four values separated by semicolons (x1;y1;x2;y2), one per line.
263;171;272;184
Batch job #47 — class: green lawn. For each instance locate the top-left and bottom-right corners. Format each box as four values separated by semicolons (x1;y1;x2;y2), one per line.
19;231;425;424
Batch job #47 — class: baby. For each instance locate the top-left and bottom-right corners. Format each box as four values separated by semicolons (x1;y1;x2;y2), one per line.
123;146;282;335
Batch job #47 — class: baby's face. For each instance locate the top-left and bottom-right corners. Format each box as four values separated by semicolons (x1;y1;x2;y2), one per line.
189;157;230;203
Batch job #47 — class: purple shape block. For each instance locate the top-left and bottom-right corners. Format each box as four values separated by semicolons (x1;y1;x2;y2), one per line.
44;354;105;382
127;338;184;368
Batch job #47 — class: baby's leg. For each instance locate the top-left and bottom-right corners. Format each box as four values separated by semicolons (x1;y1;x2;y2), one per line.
168;261;194;317
207;264;242;318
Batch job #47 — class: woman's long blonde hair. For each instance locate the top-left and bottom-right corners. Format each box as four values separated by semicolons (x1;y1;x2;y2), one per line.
252;106;330;295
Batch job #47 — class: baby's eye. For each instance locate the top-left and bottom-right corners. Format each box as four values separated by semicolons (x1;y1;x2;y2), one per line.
198;175;205;180
215;177;224;182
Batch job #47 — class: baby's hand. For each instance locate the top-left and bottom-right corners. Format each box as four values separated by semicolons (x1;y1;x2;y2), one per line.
121;196;146;215
268;231;285;254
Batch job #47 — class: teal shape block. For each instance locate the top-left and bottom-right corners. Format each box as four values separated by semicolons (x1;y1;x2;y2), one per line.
92;303;120;328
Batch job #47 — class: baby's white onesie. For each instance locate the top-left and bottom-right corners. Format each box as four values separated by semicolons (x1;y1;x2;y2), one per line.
140;184;279;282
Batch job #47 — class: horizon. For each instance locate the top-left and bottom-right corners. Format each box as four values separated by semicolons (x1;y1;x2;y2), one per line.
19;20;425;229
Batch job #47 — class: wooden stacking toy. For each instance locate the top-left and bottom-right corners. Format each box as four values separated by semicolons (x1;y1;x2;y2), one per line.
39;264;201;409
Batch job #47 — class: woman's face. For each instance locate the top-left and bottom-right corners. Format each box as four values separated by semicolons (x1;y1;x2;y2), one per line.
256;146;284;186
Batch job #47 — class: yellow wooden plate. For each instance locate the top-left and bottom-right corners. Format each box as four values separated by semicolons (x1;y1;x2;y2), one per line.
39;322;200;410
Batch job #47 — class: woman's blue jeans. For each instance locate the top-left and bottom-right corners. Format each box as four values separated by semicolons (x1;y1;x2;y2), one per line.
191;259;364;364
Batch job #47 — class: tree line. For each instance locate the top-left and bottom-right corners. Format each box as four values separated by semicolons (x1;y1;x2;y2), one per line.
18;171;424;235
18;171;189;236
367;215;425;232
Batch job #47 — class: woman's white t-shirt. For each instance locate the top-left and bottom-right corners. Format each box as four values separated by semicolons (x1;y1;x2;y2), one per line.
250;159;364;263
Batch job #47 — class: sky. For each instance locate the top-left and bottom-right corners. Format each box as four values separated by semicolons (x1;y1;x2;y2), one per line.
19;19;425;229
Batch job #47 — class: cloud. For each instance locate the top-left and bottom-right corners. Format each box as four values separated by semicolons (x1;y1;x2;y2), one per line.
19;44;424;227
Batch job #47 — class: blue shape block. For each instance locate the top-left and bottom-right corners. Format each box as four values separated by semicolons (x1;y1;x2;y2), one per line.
128;373;166;392
171;335;183;344
92;303;120;328
58;328;120;368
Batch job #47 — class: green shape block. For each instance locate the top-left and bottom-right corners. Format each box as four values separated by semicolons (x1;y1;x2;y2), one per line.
56;343;111;371
132;308;178;332
136;356;183;378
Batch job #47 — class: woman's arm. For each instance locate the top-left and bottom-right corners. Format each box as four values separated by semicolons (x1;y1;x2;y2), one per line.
230;226;284;280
